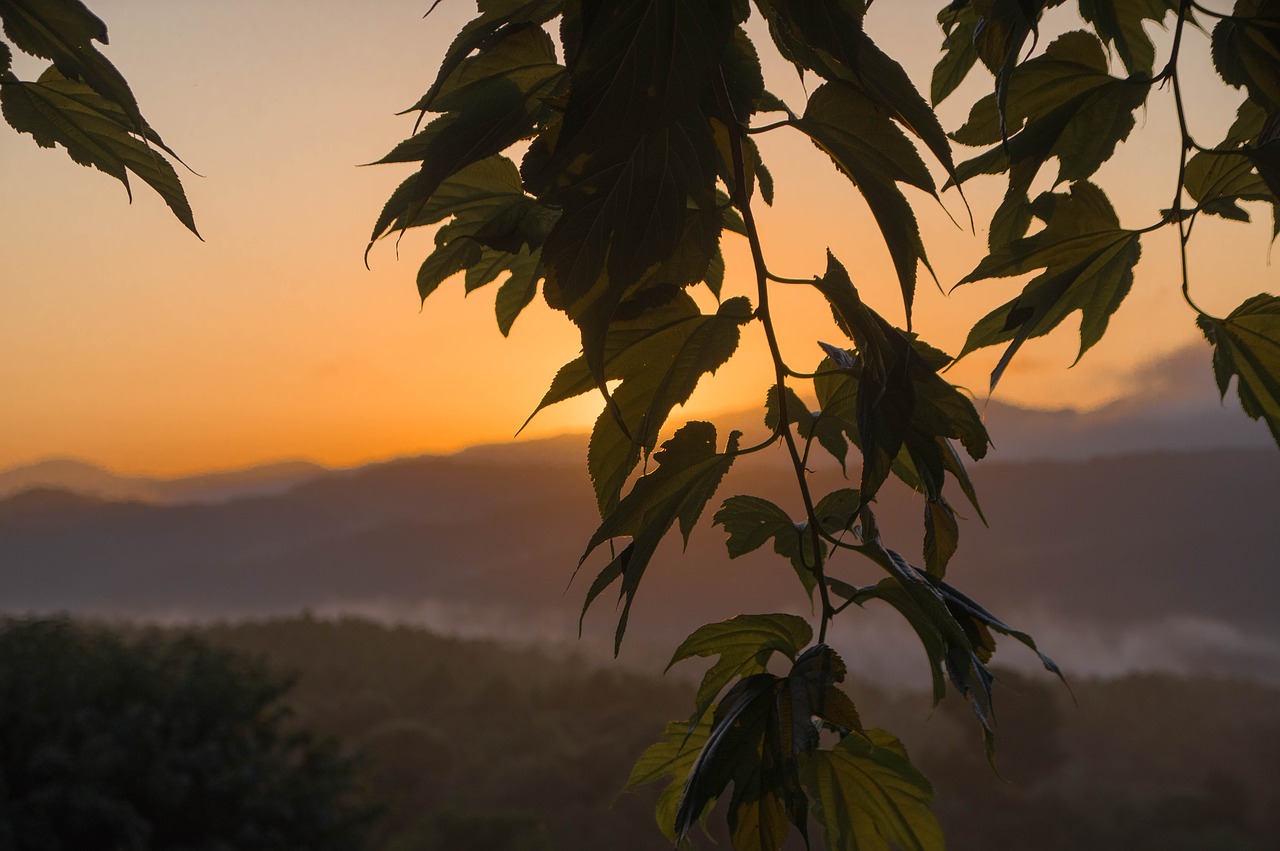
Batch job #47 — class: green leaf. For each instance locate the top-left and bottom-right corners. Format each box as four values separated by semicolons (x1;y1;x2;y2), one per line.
407;0;562;114
797;84;936;322
0;65;196;234
494;252;542;335
367;25;565;251
624;717;712;844
1078;0;1179;77
1198;294;1280;447
0;0;144;126
957;181;1142;390
1;39;11;74
932;5;979;106
714;496;819;598
529;294;750;513
667;613;812;726
923;497;959;576
765;384;848;473
580;422;741;653
1212;1;1280;112
800;729;943;851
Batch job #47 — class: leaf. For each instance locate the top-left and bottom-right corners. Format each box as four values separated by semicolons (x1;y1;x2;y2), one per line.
0;0;144;127
1078;0;1179;77
932;5;979;106
528;294;750;512
407;0;563;114
1198;294;1280;447
800;729;943;851
0;65;196;234
957;181;1142;390
714;496;819;599
950;30;1150;251
625;718;712;844
1212;1;1280;112
923;497;959;576
765;383;848;473
667;613;812;726
797;82;937;321
812;255;990;512
495;252;542;335
367;25;565;251
579;422;740;653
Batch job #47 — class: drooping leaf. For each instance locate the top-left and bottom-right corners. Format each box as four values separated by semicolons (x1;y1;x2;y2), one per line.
957;181;1142;390
667;613;812;726
0;65;196;234
580;422;741;653
923;497;959;576
800;729;943;851
932;4;980;106
0;0;143;126
529;294;750;512
407;0;563;115
765;383;848;473
1198;294;1280;447
714;496;820;599
1077;0;1179;77
625;717;712;844
367;25;565;251
951;30;1150;250
797;82;937;320
812;255;990;514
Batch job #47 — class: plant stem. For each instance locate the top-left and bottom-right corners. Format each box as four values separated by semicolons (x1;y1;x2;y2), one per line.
715;71;836;642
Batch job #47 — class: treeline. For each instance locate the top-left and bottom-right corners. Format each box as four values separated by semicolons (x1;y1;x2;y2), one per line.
7;616;1271;849
194;617;1280;851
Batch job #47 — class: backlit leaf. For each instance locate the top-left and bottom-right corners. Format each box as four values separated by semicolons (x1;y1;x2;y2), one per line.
1078;0;1179;77
580;422;740;653
800;729;942;851
1198;294;1280;447
957;181;1142;390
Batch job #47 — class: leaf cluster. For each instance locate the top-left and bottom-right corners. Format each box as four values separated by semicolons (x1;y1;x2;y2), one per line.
0;0;197;233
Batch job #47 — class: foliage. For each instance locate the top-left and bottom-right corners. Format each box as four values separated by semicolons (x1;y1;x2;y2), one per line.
0;618;372;850
369;1;1280;848
0;0;197;234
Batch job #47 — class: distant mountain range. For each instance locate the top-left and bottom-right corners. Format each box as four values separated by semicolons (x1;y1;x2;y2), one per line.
2;344;1276;684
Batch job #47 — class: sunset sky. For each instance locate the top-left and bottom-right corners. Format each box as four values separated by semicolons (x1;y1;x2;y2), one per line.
2;0;1274;476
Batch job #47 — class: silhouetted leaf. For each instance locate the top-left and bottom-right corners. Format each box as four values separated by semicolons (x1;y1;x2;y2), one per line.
1198;293;1280;447
667;613;812;726
923;497;959;575
765;384;848;473
798;82;937;320
714;497;820;599
1078;0;1179;77
408;0;563;114
932;5;979;106
800;729;942;851
1212;1;1280;112
0;0;143;126
0;66;196;234
958;181;1142;390
580;422;740;653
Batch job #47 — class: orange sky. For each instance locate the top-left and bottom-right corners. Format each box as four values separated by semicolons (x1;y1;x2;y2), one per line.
1;0;1275;476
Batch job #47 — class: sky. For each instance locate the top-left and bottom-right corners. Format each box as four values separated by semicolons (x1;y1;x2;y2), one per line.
1;0;1275;476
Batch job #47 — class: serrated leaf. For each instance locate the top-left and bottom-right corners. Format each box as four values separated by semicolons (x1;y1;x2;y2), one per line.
1198;294;1280;447
495;252;541;335
957;181;1142;390
951;30;1150;250
367;25;565;252
714;496;819;598
1212;2;1280;112
800;729;943;851
580;422;740;653
0;0;144;127
625;717;712;844
923;497;959;576
797;82;937;322
530;294;750;512
812;255;990;511
932;5;980;106
667;613;812;726
765;383;849;472
407;0;562;114
1078;0;1179;77
0;65;196;234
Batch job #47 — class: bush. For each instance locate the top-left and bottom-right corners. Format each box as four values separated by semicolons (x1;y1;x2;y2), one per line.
0;618;372;850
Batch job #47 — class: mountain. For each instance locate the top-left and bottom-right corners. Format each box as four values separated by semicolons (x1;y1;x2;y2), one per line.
0;458;328;504
1;444;1277;686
